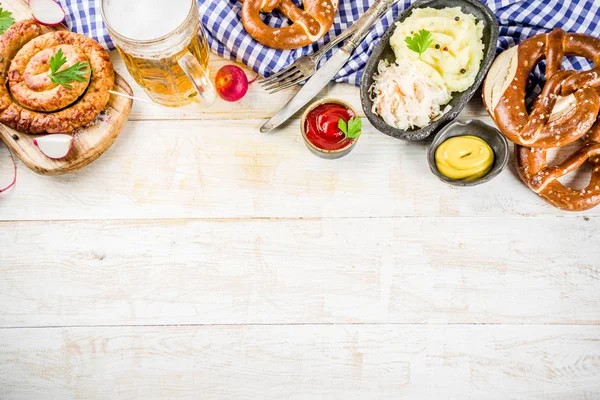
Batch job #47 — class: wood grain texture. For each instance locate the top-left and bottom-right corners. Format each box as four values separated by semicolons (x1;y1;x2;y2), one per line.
1;1;599;396
1;325;599;400
1;118;598;220
0;0;133;176
0;75;133;175
1;217;598;327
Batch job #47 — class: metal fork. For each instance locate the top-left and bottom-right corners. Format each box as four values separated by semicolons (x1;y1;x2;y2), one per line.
260;26;358;94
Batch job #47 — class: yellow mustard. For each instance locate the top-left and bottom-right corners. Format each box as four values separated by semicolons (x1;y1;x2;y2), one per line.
435;136;494;181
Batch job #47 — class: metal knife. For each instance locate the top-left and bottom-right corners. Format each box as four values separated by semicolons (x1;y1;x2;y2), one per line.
260;0;398;133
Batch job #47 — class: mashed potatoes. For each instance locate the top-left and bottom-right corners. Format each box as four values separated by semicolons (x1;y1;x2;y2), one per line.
390;7;484;93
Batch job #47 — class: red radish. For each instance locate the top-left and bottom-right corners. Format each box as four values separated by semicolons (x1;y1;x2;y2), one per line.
0;146;16;194
215;65;258;102
33;134;73;159
29;0;65;26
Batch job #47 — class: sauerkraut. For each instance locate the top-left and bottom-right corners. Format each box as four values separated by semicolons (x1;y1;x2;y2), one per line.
370;59;452;130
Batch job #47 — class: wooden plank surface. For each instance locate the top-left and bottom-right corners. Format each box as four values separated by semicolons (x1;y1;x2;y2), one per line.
1;217;598;327
1;23;600;399
2;54;596;220
2;117;599;220
1;325;599;400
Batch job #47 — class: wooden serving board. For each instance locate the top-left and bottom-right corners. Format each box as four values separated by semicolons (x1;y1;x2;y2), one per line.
0;0;133;176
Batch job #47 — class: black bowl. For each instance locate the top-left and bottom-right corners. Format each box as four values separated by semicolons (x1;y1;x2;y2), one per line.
427;119;509;186
360;0;499;141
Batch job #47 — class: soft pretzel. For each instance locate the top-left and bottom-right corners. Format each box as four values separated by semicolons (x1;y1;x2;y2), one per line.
516;115;600;211
0;20;114;134
240;0;338;50
483;29;600;148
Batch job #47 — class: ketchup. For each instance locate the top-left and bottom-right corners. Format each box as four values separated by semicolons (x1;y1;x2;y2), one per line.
304;103;356;151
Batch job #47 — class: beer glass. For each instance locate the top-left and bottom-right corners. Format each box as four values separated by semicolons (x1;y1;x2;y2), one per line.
101;0;216;107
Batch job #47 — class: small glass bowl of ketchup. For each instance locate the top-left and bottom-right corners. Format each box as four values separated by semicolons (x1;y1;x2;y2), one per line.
301;98;359;159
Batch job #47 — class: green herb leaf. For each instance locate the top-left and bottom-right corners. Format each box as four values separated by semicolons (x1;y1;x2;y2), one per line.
48;48;90;89
0;7;15;34
338;117;363;143
49;48;67;74
346;117;362;139
404;29;433;58
338;118;348;135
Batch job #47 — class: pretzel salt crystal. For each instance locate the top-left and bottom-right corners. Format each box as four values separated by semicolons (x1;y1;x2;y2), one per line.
484;28;600;211
516;116;600;211
240;0;338;50
483;29;600;149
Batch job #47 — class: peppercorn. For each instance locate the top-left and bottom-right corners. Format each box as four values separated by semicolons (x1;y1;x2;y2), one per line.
460;69;467;74
12;134;18;140
435;44;440;49
455;16;460;21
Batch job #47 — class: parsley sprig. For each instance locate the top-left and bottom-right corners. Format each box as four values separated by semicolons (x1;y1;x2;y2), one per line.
49;48;90;89
338;117;363;143
405;29;433;59
0;7;15;34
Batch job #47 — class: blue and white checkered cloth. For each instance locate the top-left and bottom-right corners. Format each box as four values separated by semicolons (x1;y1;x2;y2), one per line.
57;0;599;89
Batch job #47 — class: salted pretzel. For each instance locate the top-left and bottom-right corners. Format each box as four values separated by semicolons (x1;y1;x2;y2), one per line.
516;116;600;211
483;29;600;148
239;0;338;50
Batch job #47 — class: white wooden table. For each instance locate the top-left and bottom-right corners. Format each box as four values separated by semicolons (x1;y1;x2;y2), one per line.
1;53;599;400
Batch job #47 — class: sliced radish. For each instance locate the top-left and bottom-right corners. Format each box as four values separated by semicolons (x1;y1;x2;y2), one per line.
0;146;17;194
33;134;73;159
29;0;65;26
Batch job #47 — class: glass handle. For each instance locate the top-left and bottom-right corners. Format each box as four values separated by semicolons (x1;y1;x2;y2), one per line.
178;51;216;108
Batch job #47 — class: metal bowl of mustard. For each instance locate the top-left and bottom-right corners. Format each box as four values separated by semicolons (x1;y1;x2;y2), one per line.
427;119;509;186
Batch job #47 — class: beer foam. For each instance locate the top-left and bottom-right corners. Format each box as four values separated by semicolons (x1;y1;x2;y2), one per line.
104;0;192;41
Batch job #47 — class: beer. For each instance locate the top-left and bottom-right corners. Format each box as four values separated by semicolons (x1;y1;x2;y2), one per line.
101;0;215;107
115;33;210;107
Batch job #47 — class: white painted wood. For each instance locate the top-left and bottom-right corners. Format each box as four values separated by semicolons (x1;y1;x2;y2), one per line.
1;325;599;400
1;217;598;327
0;36;596;400
0;56;590;220
2;117;598;220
